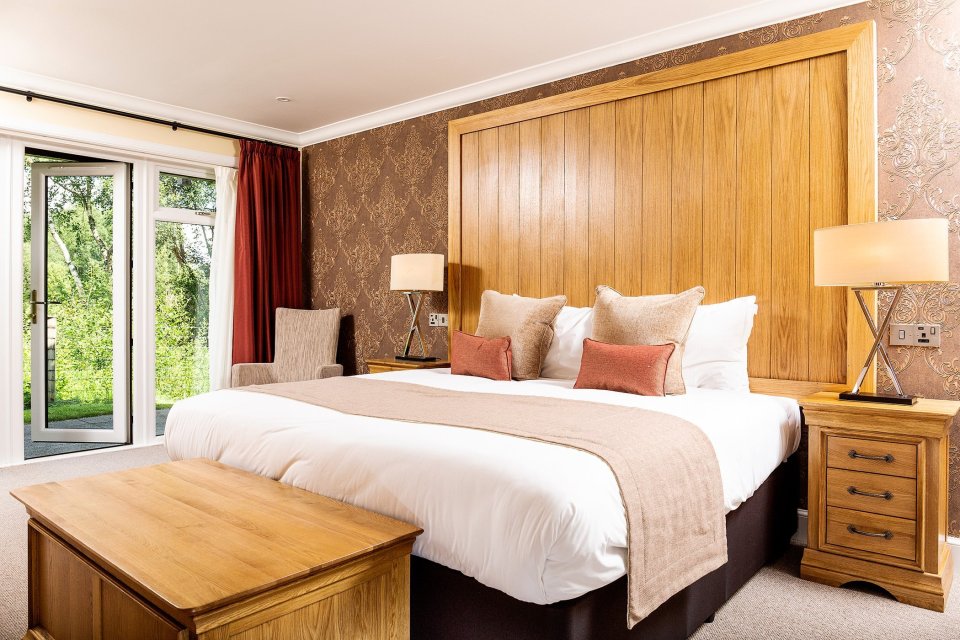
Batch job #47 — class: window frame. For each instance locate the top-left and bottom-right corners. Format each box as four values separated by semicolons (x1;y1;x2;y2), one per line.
148;164;217;438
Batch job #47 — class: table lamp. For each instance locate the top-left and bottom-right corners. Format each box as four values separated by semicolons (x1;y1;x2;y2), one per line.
390;253;444;361
814;218;949;405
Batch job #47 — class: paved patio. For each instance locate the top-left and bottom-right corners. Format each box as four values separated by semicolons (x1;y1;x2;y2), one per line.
22;409;170;459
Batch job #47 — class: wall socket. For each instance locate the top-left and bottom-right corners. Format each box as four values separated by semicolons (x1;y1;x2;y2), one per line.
428;313;449;327
890;323;941;348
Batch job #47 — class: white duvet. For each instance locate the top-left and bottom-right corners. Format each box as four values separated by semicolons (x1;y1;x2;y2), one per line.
164;369;800;605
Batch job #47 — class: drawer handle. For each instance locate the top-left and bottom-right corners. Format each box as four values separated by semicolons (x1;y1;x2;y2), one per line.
847;486;894;500
848;449;894;463
847;525;893;540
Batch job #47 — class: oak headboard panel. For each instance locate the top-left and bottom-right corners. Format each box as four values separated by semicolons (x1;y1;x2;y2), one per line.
447;22;878;398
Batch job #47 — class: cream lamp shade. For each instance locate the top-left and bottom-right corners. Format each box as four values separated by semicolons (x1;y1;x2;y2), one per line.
389;253;445;291
814;218;949;287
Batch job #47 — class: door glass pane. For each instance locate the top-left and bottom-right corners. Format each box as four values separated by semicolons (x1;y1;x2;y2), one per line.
155;222;212;435
46;173;115;421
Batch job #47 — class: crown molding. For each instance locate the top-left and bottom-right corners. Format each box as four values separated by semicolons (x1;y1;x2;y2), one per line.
0;66;300;147
298;0;858;146
1;0;859;149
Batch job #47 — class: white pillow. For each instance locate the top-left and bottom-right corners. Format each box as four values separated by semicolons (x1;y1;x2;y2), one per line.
540;305;593;379
681;296;757;392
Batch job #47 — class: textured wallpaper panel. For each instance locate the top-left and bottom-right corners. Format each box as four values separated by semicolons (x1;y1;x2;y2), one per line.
303;1;960;536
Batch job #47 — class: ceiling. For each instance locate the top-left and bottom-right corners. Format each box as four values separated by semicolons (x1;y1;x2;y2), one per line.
0;0;853;145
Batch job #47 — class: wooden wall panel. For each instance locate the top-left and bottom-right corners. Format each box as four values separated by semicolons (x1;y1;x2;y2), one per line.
641;92;673;295
736;68;774;379
671;83;704;293
498;124;520;294
540;114;565;297
771;60;811;381
589;103;616;300
460;132;480;333
564;109;591;306
449;26;877;395
809;53;848;383
614;97;643;295
702;77;738;304
519;119;542;297
478;128;500;317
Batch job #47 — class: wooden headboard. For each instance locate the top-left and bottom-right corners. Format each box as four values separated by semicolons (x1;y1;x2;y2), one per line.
447;22;878;398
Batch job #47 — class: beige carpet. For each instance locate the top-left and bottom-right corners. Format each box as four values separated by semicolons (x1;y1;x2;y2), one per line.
0;445;170;640
690;545;960;640
0;447;957;639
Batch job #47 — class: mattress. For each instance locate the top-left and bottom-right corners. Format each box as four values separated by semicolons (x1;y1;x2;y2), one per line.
164;369;800;605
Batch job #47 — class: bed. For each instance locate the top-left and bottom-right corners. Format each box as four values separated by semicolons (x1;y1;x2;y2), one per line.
165;369;800;638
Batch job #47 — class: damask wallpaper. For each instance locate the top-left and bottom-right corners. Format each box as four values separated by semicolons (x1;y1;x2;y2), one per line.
302;1;960;536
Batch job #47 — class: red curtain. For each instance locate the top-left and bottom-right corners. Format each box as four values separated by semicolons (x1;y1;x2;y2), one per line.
232;140;303;365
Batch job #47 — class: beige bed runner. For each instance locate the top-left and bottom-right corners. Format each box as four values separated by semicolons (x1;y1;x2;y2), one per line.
243;377;727;627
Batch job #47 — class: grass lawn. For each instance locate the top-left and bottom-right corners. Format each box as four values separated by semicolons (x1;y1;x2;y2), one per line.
24;401;173;424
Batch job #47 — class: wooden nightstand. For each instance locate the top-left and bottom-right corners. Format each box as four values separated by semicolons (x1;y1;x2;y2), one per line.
366;357;450;374
800;392;959;611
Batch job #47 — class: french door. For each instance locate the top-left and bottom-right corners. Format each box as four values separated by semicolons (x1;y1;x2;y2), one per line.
29;162;130;444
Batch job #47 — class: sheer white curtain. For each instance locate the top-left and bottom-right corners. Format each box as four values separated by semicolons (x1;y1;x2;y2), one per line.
209;166;238;390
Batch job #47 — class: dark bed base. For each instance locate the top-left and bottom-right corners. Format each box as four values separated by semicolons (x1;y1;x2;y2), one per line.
411;455;798;640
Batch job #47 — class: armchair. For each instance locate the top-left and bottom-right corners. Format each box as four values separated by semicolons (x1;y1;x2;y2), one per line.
231;307;342;387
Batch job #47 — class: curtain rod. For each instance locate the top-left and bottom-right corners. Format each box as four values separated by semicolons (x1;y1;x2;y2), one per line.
0;85;297;149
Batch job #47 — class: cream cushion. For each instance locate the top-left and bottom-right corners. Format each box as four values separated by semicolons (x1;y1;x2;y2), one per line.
476;290;566;380
591;285;704;394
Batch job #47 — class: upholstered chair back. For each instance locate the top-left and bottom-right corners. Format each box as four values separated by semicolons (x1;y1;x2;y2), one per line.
272;307;341;383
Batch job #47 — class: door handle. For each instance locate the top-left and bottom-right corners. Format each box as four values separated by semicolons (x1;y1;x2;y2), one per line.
30;290;61;325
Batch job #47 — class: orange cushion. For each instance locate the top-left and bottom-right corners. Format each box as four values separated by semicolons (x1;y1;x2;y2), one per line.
574;339;675;396
451;331;513;381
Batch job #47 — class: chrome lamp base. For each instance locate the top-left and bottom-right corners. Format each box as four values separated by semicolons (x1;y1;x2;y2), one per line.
843;285;915;406
396;291;437;361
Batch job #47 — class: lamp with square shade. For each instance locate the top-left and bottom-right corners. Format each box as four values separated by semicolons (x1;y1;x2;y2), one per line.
390;253;445;361
814;218;949;405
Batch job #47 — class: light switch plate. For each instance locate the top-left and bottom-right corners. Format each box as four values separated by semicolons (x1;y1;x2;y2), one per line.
890;323;941;347
428;313;449;327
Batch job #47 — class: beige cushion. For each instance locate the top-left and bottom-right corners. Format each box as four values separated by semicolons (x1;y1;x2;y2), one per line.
476;291;566;380
592;285;704;394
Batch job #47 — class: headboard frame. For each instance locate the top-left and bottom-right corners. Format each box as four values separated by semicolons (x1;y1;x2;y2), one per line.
447;22;878;399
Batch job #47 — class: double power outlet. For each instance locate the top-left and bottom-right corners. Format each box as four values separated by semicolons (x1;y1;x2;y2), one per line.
889;324;941;348
428;313;449;327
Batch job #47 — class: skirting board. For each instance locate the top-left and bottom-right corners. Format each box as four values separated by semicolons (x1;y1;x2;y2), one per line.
791;508;960;549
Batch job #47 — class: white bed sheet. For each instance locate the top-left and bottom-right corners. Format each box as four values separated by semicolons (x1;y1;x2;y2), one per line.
164;369;800;605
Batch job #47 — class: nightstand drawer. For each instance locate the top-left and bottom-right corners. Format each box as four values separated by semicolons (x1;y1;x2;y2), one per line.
826;468;917;519
826;436;917;478
825;507;916;562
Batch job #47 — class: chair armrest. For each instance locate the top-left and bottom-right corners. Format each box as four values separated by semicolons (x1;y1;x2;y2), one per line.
231;363;275;387
318;364;344;379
